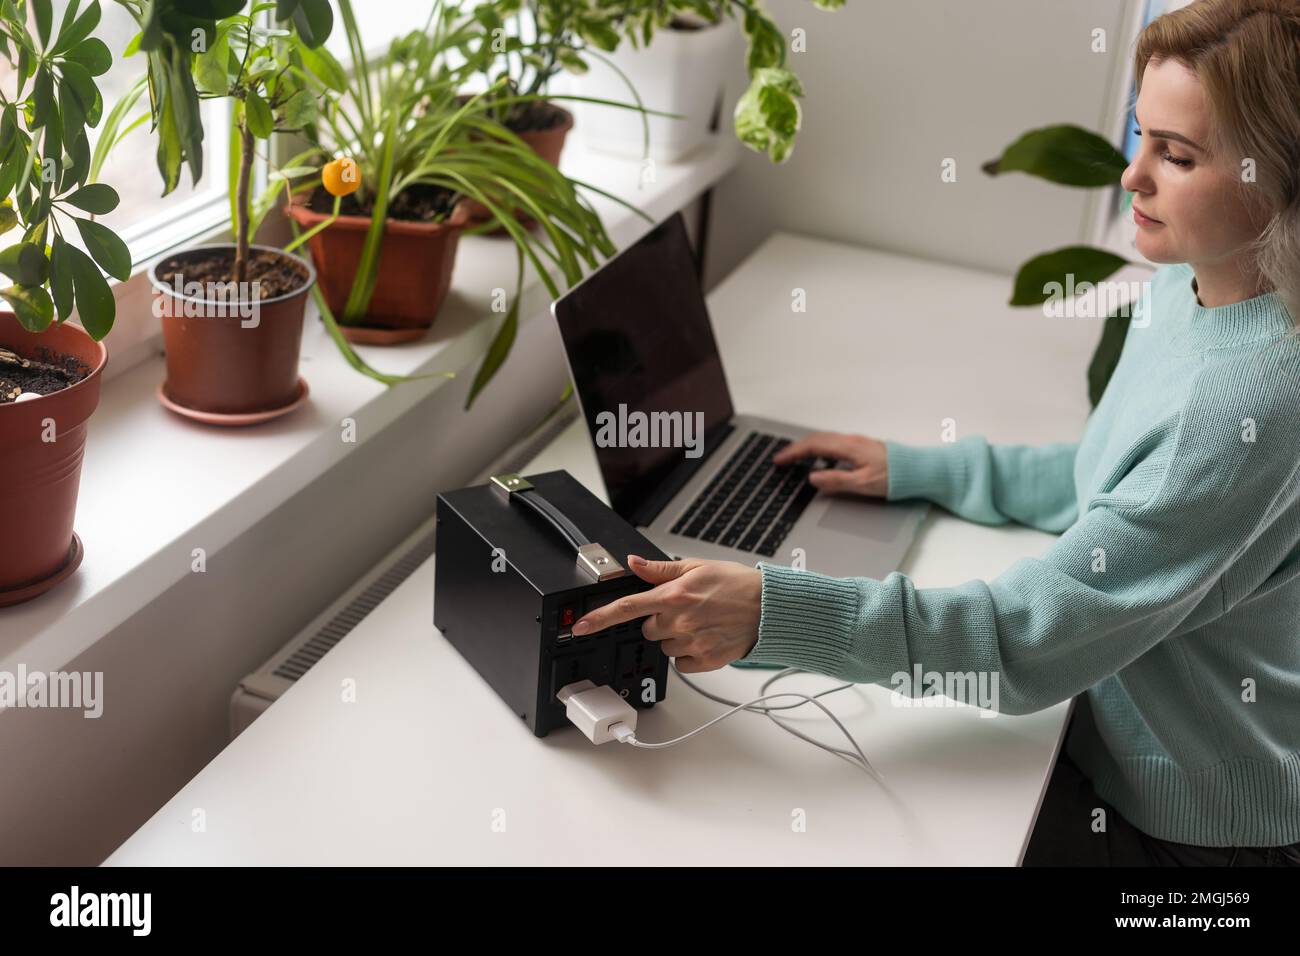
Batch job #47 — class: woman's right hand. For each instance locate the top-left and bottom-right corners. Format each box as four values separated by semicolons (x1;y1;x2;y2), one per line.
772;431;890;498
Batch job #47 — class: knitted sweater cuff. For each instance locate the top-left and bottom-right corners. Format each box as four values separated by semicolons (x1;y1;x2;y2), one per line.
884;440;967;507
741;562;862;674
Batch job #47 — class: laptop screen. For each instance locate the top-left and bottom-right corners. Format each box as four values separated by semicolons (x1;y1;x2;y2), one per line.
553;213;735;522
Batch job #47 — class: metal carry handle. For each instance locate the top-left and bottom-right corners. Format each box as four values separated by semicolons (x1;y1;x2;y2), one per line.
490;473;626;581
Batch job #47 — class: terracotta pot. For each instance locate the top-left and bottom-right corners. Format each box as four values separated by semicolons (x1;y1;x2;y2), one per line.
286;197;468;345
0;312;107;604
460;103;575;225
150;245;314;414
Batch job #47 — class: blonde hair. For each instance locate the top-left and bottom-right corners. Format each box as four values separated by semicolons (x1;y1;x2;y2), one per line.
1134;0;1300;323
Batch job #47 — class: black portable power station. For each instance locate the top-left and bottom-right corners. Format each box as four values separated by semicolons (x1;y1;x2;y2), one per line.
433;470;670;737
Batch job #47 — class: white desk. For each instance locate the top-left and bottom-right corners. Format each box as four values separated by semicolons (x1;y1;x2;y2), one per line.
107;233;1100;866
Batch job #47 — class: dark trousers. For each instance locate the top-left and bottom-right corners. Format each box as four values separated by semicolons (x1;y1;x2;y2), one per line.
1022;705;1300;866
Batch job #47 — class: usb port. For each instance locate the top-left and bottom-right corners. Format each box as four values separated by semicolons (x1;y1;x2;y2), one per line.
556;630;573;644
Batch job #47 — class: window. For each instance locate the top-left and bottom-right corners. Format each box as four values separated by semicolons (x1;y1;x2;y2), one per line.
80;1;232;264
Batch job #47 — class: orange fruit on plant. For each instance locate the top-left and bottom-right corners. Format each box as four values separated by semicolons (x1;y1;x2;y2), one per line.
323;157;361;197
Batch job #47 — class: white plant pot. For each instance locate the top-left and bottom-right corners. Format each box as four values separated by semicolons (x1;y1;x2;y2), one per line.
565;21;737;163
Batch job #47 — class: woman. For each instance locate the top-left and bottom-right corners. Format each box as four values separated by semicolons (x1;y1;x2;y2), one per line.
571;0;1300;866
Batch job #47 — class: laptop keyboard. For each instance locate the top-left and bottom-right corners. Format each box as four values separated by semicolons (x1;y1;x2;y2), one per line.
668;431;834;557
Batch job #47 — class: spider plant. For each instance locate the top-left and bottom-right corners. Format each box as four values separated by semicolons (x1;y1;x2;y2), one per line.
279;0;650;408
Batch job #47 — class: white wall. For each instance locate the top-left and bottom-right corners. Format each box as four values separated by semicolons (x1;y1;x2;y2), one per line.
705;0;1131;289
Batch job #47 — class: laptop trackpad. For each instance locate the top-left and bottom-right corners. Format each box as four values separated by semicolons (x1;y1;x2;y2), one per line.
817;497;908;543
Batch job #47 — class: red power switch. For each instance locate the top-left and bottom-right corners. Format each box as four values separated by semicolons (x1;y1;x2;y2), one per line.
559;606;577;628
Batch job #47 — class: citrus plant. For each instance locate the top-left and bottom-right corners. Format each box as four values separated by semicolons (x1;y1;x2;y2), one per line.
283;0;648;407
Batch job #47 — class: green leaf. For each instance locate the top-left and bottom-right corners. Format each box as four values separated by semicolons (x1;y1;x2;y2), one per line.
31;66;55;129
53;0;83;51
2;284;55;332
0;133;28;198
983;124;1128;187
62;241;115;339
228;101;242;233
0;243;51;285
55;1;102;56
1010;246;1130;306
63;181;119;214
579;18;620;52
0;103;14;160
473;4;502;31
151;56;185;193
194;28;230;94
291;0;334;48
300;41;345;91
741;8;785;71
556;49;588;75
277;88;314;129
1088;310;1132;407
59;75;86;149
0;202;16;237
33;0;54;49
59;60;102;128
465;250;524;410
49;234;74;320
164;44;204;186
64;37;112;76
734;67;803;163
176;0;247;16
73;217;132;280
245;90;273;138
269;164;317;181
63;128;91;190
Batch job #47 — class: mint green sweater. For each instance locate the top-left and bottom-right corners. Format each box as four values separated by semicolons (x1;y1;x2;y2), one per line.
742;263;1300;847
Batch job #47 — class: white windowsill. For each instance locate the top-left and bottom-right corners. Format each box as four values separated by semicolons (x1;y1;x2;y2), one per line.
2;135;741;677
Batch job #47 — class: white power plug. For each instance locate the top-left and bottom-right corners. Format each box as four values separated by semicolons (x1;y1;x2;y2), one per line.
556;680;638;745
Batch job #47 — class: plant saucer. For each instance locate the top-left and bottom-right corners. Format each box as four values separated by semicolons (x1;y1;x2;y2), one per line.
156;377;310;427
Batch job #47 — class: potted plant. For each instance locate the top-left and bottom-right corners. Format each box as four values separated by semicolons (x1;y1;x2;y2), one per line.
448;0;700;224
566;8;734;163
0;0;151;604
547;0;846;165
283;0;648;411
280;1;480;346
145;0;334;421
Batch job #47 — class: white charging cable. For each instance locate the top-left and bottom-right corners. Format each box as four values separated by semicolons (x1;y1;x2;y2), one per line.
670;662;878;777
557;665;881;782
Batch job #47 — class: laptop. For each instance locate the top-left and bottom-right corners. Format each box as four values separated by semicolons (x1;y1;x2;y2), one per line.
550;212;928;579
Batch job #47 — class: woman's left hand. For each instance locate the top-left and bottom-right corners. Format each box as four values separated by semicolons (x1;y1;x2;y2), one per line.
570;555;763;672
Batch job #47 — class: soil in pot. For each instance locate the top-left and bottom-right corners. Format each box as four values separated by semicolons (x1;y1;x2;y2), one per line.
155;248;308;300
153;246;313;416
503;98;572;135
0;346;90;402
307;181;459;223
